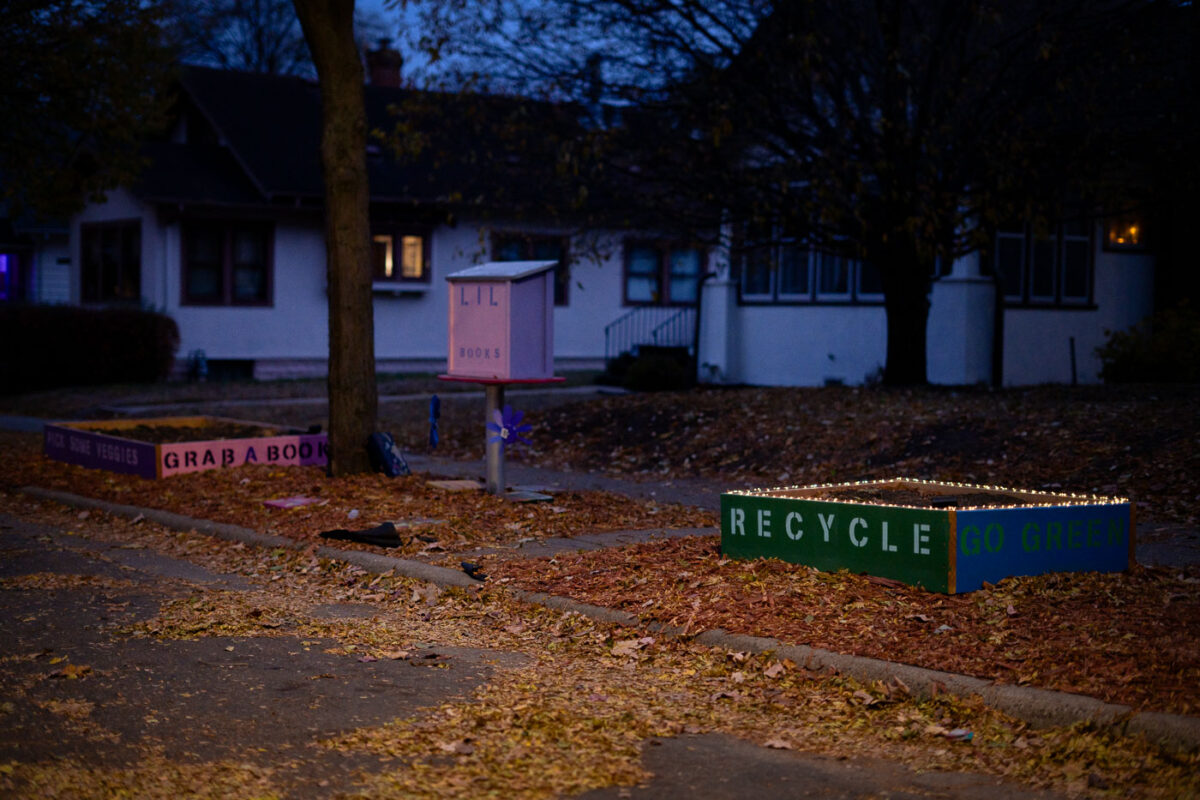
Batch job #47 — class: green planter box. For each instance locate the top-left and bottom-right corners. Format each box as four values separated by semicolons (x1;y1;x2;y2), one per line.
721;478;1134;593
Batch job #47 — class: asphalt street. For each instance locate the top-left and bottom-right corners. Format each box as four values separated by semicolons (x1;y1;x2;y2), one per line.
1;506;1068;798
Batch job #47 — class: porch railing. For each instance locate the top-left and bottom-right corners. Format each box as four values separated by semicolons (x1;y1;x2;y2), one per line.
604;306;696;366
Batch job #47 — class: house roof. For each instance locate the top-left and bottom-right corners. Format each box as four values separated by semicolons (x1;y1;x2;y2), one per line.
446;260;558;282
138;66;588;214
178;67;324;200
135;141;264;207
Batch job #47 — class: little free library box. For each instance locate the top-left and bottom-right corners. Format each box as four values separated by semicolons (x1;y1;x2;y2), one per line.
44;417;328;479
721;478;1134;593
445;260;556;382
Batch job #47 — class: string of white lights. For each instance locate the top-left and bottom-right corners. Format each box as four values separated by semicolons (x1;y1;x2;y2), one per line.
723;476;1129;511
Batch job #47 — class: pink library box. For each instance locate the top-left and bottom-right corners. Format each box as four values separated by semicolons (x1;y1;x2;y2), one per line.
445;261;557;381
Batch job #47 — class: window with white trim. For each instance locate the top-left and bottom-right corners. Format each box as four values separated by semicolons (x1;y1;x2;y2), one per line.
183;221;272;306
994;220;1092;306
623;241;705;306
82;220;141;304
371;227;428;284
738;229;879;304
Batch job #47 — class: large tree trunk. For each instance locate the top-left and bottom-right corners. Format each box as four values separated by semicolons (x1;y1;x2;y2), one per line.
293;0;376;475
877;236;933;386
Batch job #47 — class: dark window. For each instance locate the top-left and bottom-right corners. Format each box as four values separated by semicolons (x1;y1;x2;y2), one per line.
858;260;885;297
777;245;811;297
492;233;569;305
995;232;1025;300
624;241;705;306
740;246;774;298
371;229;428;282
816;251;851;298
183;221;271;305
81;221;141;303
668;247;701;303
994;221;1092;306
737;218;882;304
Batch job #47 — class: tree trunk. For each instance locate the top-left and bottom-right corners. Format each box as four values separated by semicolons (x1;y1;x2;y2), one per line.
878;237;933;386
293;0;376;475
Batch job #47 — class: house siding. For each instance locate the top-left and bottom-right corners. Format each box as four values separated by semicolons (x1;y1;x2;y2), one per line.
32;240;71;304
70;205;634;372
168;221;329;360
1002;239;1154;386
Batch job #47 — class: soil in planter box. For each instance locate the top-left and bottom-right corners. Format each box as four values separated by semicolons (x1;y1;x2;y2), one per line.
112;423;284;445
800;486;1032;509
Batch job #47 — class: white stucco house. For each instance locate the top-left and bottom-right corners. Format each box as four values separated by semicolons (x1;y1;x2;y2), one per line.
56;62;1156;387
698;216;1155;387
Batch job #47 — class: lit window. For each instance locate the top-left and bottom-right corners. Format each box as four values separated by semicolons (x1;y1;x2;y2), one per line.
1104;214;1145;252
372;234;393;278
401;235;423;278
372;229;428;282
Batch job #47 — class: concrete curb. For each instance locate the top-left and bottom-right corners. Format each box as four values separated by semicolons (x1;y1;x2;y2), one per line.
21;486;478;588
20;485;1200;754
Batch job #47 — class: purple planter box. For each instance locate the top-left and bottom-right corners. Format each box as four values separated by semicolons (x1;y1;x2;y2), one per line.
43;416;328;479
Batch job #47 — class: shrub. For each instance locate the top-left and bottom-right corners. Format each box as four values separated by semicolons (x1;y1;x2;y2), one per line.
595;351;637;387
0;304;180;393
623;347;695;392
1096;302;1200;383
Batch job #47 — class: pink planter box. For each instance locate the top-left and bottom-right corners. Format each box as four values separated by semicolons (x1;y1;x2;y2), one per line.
43;416;328;479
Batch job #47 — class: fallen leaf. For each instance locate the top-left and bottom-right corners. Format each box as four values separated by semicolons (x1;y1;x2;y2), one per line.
381;649;413;660
51;664;92;680
611;638;653;658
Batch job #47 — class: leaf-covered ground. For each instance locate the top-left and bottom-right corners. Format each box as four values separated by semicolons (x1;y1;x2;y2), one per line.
1;382;1197;731
483;536;1200;716
14;381;1193;525
501;384;1200;527
2;496;1197;799
0;431;713;559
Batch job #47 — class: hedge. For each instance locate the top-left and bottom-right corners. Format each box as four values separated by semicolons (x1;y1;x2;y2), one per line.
0;304;180;393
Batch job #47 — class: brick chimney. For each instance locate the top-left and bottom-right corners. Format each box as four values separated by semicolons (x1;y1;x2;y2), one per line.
366;38;403;88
